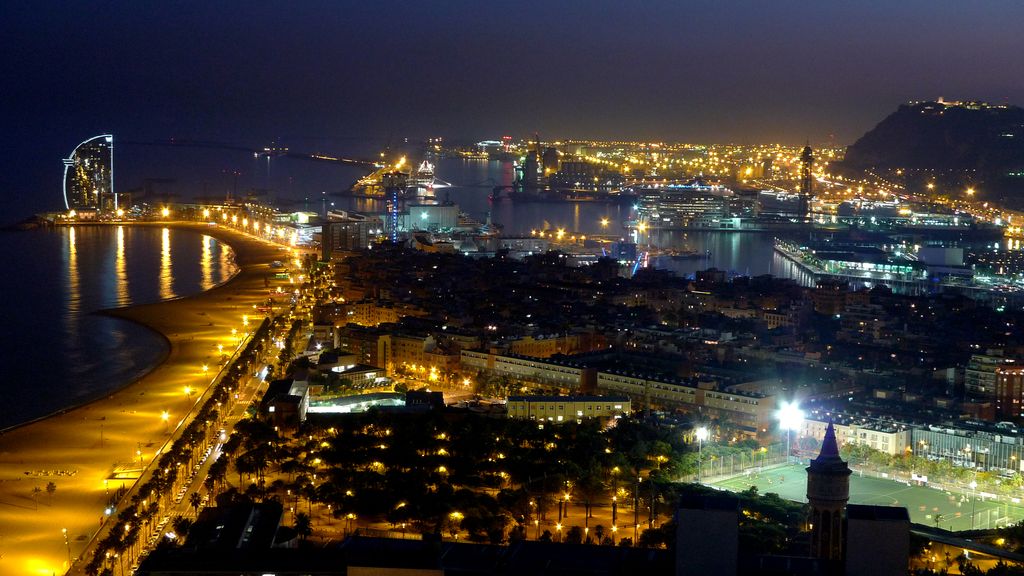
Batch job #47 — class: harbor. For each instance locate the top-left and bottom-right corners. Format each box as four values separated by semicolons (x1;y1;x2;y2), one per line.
773;238;1024;306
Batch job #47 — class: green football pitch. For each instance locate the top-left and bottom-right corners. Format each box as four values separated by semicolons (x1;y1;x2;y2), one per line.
709;463;1024;532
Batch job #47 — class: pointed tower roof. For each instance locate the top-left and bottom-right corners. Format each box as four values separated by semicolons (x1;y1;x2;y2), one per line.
808;421;851;475
819;421;840;458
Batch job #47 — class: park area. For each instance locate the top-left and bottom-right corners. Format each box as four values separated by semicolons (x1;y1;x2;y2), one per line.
710;463;1024;533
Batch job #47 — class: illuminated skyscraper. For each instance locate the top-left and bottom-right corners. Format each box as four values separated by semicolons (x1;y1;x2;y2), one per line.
63;134;114;211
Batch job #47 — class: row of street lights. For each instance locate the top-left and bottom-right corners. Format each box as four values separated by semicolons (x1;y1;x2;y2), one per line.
93;285;277;575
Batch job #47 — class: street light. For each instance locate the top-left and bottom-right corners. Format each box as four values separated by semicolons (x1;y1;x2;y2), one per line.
777;401;803;464
62;527;71;566
970;480;978;529
161;410;170;433
695;426;710;483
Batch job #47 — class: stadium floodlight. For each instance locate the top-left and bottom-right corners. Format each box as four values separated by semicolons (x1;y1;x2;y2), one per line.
777;401;803;431
695;426;710;483
777;401;803;463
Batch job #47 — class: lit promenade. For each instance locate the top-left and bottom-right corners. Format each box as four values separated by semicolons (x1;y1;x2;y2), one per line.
0;222;293;575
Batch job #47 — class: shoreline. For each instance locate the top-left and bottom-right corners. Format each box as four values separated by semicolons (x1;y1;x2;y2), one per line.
0;221;294;575
0;222;242;435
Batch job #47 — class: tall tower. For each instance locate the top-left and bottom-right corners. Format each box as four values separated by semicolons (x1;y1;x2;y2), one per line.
386;187;401;243
382;171;406;243
806;422;851;561
63;134;114;211
798;145;814;220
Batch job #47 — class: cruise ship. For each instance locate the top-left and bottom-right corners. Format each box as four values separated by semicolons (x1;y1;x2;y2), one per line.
631;181;733;229
407;160;437;203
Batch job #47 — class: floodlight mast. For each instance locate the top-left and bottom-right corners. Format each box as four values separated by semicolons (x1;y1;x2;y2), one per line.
777;402;804;464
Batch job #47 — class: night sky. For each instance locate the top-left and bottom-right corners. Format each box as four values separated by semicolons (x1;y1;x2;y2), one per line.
2;1;1023;216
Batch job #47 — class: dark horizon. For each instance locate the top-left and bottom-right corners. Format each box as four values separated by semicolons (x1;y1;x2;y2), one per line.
3;1;1024;215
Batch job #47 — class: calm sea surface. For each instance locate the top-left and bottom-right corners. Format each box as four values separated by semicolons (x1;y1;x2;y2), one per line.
0;226;237;429
337;157;812;282
0;157;802;430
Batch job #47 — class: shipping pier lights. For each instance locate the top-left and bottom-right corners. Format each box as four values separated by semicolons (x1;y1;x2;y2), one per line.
777;401;803;464
63;134;115;212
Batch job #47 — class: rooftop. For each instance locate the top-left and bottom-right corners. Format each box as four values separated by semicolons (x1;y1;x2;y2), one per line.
508;394;631;403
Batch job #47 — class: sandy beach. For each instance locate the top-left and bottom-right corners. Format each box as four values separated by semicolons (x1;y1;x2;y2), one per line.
0;222;294;575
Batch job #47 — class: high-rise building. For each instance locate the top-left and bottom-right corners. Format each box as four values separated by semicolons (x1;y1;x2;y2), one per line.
63;134;114;211
806;422;851;561
798;145;813;219
996;367;1024;420
966;351;1014;400
322;216;377;260
390;192;400;241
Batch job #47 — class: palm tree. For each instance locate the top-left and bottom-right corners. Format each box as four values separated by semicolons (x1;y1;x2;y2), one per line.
294;512;313;541
189;492;203;517
208;458;228;494
280;458;303;482
575;465;606;523
172;516;194;538
45;481;56;505
114;539;128;576
235;452;257;488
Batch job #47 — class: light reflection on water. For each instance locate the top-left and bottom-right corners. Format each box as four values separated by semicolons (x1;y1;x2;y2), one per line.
339;157;1023;284
0;226;237;429
116;225;128;302
67;226;79;312
160;227;174;300
336;158;794;282
202;234;212;289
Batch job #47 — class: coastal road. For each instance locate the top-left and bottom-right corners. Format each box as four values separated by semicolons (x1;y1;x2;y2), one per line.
0;223;294;576
123;360;273;573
